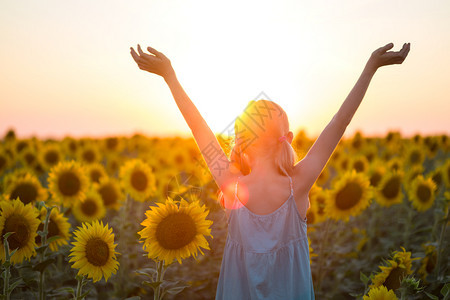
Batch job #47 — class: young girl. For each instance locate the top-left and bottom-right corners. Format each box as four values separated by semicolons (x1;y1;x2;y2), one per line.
130;42;410;299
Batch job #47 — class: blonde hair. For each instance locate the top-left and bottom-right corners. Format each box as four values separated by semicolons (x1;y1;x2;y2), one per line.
219;99;297;208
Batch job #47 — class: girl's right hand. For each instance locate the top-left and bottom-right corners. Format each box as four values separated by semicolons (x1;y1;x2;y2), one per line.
367;42;411;71
130;44;175;78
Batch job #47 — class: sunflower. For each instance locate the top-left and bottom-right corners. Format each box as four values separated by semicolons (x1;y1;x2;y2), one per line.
309;186;329;223
404;165;424;188
375;170;404;208
363;286;398;300
367;162;386;188
403;144;425;167
85;163;107;184
386;157;404;172
138;197;213;266
119;159;156;202
39;143;63;171
36;206;71;252
96;177;123;211
370;247;417;291
19;147;38;169
103;136;124;154
72;189;106;223
408;175;436;212
427;167;444;191
0;199;40;264
62;137;79;158
48;161;89;207
0;149;11;176
78;143;101;165
5;172;48;205
417;244;437;282
105;154;122;177
326;170;372;222
69;220;119;282
350;155;370;173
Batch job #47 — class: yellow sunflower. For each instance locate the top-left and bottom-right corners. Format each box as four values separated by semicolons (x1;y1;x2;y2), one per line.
0;149;11;176
85;163;108;184
96;177;123;211
5;172;48;205
350;155;370;173
72;189;106;223
0;199;40;264
19;147;38;170
78;143;101;165
417;243;437;282
138;197;213;266
408;175;436;212
403;144;425;167
386;157;404;172
427;167;444;191
367;162;386;188
119;159;156;202
48;160;89;207
62;137;79;158
309;187;329;223
69;220;119;282
102;136;124;154
38;143;63;171
363;286;398;300
36;206;71;252
375;170;404;207
105;154;123;177
326;170;372;222
370;247;417;291
404;165;424;189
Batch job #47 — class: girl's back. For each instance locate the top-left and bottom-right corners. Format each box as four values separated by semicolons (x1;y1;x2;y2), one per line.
215;174;315;300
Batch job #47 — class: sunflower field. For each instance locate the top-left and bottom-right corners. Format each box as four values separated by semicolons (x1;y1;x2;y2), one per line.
0;129;448;300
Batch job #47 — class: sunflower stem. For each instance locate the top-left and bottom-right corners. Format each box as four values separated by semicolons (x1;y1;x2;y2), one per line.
402;199;414;250
434;206;449;280
39;205;54;300
75;275;84;300
2;233;11;300
154;260;165;300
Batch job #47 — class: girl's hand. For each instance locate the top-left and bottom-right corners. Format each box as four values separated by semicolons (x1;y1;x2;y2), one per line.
130;44;174;78
367;42;411;72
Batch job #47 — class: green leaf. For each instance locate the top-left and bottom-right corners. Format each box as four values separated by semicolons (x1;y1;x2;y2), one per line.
32;257;56;272
142;281;162;290
37;230;48;238
441;283;450;300
124;297;141;300
80;288;92;299
423;291;439;300
8;278;24;293
360;271;369;285
165;285;189;295
35;244;49;254
135;268;157;278
2;232;14;240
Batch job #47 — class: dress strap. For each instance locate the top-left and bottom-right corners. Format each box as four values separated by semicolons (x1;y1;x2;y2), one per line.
234;176;240;200
288;175;294;196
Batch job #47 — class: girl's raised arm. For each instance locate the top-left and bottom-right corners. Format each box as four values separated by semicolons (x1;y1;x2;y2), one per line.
293;42;410;193
130;45;234;188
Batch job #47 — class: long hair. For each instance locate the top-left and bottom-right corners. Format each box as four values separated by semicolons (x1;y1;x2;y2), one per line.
218;99;297;208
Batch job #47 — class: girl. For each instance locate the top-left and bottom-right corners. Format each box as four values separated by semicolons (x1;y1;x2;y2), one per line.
130;42;410;299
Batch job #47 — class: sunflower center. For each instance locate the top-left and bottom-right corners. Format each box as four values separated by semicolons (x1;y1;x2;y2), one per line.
82;150;95;163
47;218;60;238
426;254;436;273
106;138;118;150
90;170;102;183
69;141;77;152
417;185;431;203
381;177;401;200
98;184;118;206
370;172;382;187
131;170;148;191
0;155;6;170
354;161;365;172
45;150;59;165
383;267;407;291
58;171;81;196
81;199;98;216
2;214;31;250
24;153;36;165
335;182;363;210
316;196;325;215
85;237;109;266
10;183;38;204
156;213;197;250
409;151;421;164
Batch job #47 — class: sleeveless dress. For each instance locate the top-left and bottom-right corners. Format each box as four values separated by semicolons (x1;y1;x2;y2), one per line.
215;175;315;300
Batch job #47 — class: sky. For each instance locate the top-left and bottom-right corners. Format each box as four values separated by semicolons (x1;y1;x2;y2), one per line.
1;0;449;140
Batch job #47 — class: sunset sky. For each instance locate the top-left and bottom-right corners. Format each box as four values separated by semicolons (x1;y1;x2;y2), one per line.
1;0;449;140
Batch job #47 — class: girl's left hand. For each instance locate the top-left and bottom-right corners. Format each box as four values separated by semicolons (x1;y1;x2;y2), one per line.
130;44;174;78
367;42;411;71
